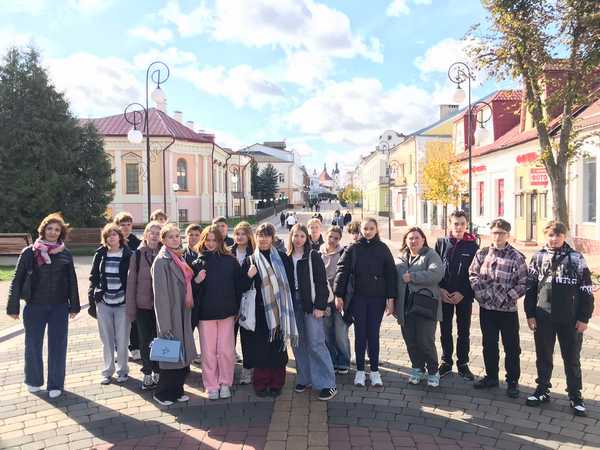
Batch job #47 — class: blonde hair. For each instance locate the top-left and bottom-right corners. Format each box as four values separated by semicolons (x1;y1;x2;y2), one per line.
233;221;256;252
307;218;322;228
143;221;162;243
160;223;180;243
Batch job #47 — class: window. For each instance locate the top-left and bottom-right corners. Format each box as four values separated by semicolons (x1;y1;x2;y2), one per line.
279;174;285;184
497;179;504;216
178;209;188;224
583;157;597;222
422;201;428;224
125;163;139;194
478;181;485;216
519;176;524;190
177;159;188;190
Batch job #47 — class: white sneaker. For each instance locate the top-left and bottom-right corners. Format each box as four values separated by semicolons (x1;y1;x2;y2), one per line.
369;371;383;387
100;376;112;385
141;374;155;390
208;390;220;400
152;372;160;384
220;385;232;399
26;384;42;393
235;351;243;363
177;395;190;402
116;374;129;383
240;368;253;385
48;390;62;399
130;349;141;361
153;395;173;406
354;370;366;387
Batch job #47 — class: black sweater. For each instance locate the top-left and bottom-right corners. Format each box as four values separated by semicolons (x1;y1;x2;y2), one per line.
293;249;329;313
333;235;397;299
192;251;242;320
7;246;80;315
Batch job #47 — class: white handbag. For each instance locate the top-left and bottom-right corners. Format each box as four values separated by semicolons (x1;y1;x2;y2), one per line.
239;257;257;331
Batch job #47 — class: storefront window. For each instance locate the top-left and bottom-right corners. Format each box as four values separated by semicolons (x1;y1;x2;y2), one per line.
478;181;484;216
497;179;504;216
583;157;597;222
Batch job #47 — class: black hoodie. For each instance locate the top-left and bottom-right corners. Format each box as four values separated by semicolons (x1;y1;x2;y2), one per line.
435;233;479;299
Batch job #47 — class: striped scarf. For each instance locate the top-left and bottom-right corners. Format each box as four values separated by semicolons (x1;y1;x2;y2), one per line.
254;247;298;348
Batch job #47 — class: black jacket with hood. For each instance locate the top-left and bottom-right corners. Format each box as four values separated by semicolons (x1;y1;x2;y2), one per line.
435;233;479;300
293;248;329;313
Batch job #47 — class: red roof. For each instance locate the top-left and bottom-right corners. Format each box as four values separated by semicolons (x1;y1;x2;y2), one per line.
81;108;215;144
319;169;333;182
453;90;522;122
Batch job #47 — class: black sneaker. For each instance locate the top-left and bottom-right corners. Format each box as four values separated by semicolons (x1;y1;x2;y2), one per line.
570;397;587;417
457;365;475;381
318;387;338;401
336;368;349;375
526;387;550;407
269;388;282;398
506;382;520;399
473;376;499;389
439;363;452;378
295;384;307;393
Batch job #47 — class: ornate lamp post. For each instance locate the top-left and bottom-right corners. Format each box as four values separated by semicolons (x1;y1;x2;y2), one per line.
123;61;170;221
378;141;393;240
448;61;492;233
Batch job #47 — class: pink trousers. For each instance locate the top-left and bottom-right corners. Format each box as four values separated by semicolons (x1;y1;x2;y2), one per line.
198;316;235;391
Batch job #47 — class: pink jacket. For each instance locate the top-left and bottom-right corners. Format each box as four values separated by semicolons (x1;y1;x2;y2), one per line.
125;244;159;322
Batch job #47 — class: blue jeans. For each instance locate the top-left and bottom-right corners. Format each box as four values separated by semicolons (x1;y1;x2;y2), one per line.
351;296;386;372
23;303;69;390
323;307;351;369
292;296;336;390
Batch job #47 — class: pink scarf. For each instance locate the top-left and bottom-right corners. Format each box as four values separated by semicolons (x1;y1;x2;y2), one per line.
33;238;65;266
166;248;194;309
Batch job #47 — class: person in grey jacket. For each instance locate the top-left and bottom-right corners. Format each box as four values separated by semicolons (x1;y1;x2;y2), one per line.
395;227;444;387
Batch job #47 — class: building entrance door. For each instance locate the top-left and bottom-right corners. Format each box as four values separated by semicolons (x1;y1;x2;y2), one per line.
527;193;538;241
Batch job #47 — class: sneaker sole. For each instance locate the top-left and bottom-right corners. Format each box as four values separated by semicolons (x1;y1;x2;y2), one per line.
318;390;338;401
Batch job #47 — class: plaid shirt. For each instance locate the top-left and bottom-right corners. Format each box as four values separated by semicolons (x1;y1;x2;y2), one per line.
469;244;528;312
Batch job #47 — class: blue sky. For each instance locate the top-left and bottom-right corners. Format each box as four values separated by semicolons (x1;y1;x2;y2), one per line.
1;0;515;174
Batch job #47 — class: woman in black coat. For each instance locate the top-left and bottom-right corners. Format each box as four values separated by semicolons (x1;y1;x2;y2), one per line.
239;223;296;397
7;213;80;399
333;218;397;388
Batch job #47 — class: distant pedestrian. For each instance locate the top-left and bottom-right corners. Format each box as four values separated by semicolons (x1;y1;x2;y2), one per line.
395;227;444;387
343;211;352;227
149;209;169;226
89;223;132;385
151;224;197;406
333;218;397;387
280;211;286;228
469;219;527;399
286;212;297;231
524;221;594;417
7;213;80;399
125;221;162;391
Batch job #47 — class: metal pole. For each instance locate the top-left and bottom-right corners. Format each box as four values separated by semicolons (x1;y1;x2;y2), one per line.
387;149;392;240
145;73;151;222
467;75;473;234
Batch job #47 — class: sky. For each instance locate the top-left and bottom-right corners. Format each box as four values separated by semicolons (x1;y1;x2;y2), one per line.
0;0;516;175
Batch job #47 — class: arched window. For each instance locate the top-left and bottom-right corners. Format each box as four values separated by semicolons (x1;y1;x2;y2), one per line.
177;159;188;190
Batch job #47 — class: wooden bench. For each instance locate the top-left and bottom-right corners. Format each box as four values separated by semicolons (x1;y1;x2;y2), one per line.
0;233;32;255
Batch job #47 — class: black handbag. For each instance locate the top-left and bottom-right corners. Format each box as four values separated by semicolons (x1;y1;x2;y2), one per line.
20;249;35;301
407;288;438;320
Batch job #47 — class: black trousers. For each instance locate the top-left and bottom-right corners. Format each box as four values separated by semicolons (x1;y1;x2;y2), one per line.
351;296;386;372
155;367;188;402
136;309;159;375
534;310;583;397
129;321;139;351
479;308;521;383
440;299;472;367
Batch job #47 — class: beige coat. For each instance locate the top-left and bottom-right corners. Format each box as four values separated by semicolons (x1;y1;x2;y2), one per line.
151;247;197;370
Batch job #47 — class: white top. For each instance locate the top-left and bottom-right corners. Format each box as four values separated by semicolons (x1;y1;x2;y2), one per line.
286;215;297;225
235;247;247;265
292;253;302;290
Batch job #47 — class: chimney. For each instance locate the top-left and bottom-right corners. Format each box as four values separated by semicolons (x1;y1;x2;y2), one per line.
186;120;194;130
174;111;183;123
156;99;167;113
439;104;459;120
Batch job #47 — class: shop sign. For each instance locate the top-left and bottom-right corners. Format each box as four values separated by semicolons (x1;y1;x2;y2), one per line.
516;152;538;164
462;165;487;175
530;167;548;186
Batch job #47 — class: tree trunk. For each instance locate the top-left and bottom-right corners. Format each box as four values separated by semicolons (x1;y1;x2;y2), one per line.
546;164;570;230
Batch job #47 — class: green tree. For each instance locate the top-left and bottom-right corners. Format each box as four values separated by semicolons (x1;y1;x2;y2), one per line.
0;47;114;235
470;0;600;229
258;163;279;202
250;159;260;198
421;143;464;231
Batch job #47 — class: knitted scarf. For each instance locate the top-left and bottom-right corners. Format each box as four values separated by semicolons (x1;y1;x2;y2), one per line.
254;247;298;348
33;238;65;266
166;247;194;309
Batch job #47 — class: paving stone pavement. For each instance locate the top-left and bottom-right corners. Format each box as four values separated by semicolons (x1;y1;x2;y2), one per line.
1;207;600;449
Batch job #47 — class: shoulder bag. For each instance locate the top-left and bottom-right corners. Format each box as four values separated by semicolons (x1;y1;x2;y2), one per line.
407;288;438;320
149;332;183;363
239;256;257;331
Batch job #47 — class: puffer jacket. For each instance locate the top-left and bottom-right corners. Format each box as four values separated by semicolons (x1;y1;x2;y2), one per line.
125;244;160;321
7;245;80;315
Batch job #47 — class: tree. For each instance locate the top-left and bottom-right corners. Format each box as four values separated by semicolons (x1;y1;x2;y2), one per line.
258;164;279;202
421;143;464;231
339;185;361;210
0;47;114;235
469;0;600;230
250;159;260;198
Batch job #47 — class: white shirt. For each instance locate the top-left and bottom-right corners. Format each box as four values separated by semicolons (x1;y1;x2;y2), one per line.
286;215;297;226
292;253;302;290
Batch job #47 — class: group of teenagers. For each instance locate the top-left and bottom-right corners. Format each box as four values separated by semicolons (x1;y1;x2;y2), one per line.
6;208;594;417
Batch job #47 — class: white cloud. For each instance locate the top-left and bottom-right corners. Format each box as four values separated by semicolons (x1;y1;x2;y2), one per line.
133;47;198;69
288;139;316;157
67;0;113;14
128;26;174;47
387;0;432;17
3;0;46;15
46;53;142;117
209;129;245;151
0;27;36;56
288;78;438;148
158;0;212;38
179;64;285;110
284;51;333;89
414;37;478;75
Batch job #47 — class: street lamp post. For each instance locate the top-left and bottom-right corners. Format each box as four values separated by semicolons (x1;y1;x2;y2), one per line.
123;61;170;222
447;62;492;234
172;183;180;227
378;141;393;240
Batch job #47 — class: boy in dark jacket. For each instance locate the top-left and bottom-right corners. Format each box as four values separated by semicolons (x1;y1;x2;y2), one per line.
435;210;479;380
524;221;594;417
